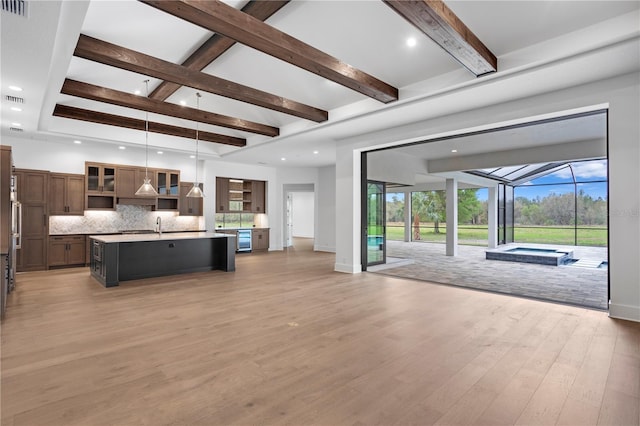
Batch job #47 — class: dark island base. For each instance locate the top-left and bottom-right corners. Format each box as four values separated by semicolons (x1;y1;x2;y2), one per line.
91;236;235;287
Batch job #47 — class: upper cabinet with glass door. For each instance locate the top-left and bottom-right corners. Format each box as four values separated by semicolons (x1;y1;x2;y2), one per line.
156;170;180;197
156;169;180;210
85;162;116;210
86;163;115;194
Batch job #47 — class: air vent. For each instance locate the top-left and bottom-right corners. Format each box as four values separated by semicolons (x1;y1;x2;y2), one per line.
2;0;28;17
9;127;24;132
5;95;24;104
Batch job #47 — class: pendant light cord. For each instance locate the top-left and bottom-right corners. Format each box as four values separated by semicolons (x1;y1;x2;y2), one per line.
195;92;201;185
144;79;150;180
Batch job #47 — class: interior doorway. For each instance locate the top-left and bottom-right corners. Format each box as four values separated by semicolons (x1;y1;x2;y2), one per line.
283;184;315;249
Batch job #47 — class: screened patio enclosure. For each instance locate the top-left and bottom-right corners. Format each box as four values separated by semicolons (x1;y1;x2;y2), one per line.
364;109;609;309
375;158;609;309
467;158;608;247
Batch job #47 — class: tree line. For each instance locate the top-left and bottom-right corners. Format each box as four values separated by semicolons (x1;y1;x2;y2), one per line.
386;188;607;233
516;190;606;226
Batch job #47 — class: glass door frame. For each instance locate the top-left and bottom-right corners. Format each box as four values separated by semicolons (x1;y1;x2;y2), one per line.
361;152;387;270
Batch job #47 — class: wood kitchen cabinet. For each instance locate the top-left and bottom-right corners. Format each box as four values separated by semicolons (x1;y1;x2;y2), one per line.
216;177;266;213
49;173;84;215
116;166;157;205
216;177;230;213
86;163;115;193
156;169;180;210
15;169;48;204
48;235;85;268
86;235;91;266
85;163;116;210
251;180;266;213
179;182;203;216
14;169;49;272
252;228;269;251
156;170;180;196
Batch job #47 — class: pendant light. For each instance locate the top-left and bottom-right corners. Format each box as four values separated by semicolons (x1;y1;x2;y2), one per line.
186;92;205;198
135;80;159;197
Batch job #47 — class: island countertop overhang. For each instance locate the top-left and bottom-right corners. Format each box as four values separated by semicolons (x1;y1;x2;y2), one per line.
89;232;233;244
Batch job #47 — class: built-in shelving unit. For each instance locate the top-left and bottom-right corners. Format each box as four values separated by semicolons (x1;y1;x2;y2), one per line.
216;177;265;213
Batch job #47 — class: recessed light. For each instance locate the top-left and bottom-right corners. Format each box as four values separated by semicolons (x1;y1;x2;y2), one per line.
10;107;22;112
11;122;21;127
451;149;458;153
157;151;163;155
8;86;22;92
74;140;82;144
179;100;187;106
281;157;286;161
189;155;196;159
134;90;141;95
313;150;319;155
406;37;417;47
118;146;126;150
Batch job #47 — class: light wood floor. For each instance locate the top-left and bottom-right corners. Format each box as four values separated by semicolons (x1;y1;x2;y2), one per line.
1;240;639;425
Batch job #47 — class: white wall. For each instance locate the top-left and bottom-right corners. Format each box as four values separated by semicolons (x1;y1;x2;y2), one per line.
335;145;362;273
291;192;314;238
316;166;336;252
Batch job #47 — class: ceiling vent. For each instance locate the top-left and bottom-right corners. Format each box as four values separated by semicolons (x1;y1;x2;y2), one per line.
9;127;24;132
5;95;24;104
2;0;28;17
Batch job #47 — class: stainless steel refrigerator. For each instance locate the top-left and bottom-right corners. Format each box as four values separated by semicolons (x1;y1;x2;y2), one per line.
1;145;17;317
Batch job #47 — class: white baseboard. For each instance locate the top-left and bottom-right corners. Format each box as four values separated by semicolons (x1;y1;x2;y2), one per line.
609;302;640;323
334;263;362;274
314;245;335;253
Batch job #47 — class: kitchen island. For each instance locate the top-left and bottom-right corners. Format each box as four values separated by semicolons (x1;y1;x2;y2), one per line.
90;232;235;287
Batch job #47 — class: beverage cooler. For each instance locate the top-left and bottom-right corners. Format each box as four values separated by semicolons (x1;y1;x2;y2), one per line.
236;229;252;252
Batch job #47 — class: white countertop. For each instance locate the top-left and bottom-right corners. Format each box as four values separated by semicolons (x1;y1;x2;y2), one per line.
89;232;234;243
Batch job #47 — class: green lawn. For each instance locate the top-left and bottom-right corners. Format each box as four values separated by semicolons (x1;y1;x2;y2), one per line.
384;223;607;247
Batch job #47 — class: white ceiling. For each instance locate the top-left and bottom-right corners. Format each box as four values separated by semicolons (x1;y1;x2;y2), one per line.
389;112;608;162
1;1;638;168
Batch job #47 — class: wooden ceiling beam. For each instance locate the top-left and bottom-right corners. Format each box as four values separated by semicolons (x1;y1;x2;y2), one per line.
74;34;328;123
53;104;246;147
140;0;399;103
383;0;497;76
150;0;290;101
61;79;279;137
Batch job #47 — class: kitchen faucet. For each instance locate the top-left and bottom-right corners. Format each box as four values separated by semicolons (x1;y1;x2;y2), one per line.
156;216;162;236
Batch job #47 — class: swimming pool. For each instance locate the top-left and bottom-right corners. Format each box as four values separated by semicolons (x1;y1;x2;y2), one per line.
486;246;574;266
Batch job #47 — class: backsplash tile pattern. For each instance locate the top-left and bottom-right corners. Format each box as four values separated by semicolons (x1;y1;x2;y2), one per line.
50;205;204;234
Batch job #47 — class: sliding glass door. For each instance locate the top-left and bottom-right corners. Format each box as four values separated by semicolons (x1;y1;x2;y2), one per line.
366;181;386;266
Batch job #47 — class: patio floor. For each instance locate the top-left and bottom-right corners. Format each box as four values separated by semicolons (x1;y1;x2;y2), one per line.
370;241;608;310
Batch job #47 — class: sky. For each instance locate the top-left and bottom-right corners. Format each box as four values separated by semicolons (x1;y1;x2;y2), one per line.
386;159;608;202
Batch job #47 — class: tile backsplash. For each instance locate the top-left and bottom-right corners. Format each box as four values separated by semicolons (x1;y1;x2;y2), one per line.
50;205;204;234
